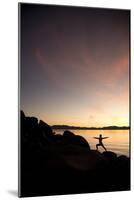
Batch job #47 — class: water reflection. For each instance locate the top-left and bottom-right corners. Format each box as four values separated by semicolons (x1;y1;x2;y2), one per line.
54;129;129;156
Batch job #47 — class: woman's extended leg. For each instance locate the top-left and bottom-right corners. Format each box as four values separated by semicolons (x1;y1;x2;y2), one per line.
101;143;107;151
96;143;101;150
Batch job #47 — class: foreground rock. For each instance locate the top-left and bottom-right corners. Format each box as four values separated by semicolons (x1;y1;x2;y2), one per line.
20;111;130;197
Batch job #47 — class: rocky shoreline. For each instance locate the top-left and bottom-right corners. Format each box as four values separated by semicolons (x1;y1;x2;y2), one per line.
20;111;130;197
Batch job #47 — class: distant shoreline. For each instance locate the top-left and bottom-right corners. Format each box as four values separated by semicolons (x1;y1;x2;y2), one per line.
52;125;130;130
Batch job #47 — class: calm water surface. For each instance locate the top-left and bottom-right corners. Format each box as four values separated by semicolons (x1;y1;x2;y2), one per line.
53;129;130;157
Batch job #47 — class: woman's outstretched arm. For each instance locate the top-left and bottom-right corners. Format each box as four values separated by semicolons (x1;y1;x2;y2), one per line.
93;137;99;139
102;137;109;139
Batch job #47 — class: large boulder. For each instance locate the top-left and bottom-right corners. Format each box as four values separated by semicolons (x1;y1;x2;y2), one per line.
63;130;75;138
102;151;117;161
116;155;130;169
26;117;38;130
63;130;90;149
21;110;25;119
39;120;53;138
74;135;90;149
53;134;63;142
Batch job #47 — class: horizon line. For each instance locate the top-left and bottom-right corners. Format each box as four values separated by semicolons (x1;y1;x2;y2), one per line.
51;124;130;129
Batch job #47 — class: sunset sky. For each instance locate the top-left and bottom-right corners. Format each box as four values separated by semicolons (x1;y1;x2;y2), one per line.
20;4;130;127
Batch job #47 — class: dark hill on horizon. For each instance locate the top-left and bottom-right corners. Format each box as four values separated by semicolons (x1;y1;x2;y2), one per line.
52;125;130;130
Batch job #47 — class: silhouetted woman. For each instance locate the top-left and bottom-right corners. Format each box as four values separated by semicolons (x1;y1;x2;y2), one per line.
94;134;109;151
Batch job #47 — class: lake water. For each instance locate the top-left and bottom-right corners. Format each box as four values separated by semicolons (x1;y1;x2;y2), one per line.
53;129;130;157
